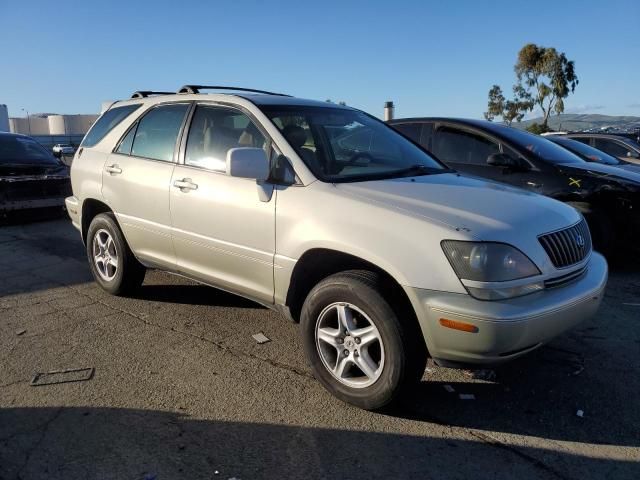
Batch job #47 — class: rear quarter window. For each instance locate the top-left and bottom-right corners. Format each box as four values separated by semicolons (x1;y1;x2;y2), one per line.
81;104;142;148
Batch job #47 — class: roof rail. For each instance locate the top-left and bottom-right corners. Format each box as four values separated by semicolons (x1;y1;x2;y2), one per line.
177;85;291;97
131;91;174;99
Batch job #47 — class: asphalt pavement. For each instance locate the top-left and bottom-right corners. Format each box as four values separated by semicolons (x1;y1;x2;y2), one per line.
1;218;639;479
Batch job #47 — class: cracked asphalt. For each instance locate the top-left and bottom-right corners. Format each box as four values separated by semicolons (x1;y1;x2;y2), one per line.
1;218;639;479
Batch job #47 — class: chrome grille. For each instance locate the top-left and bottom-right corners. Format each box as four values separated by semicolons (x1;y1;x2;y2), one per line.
538;219;592;268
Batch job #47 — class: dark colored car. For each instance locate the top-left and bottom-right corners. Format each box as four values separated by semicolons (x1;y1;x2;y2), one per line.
565;133;640;165
388;118;640;253
545;135;640;173
0;132;71;218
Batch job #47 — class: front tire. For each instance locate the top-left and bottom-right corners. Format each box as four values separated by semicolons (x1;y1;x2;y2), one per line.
301;270;426;410
86;213;146;295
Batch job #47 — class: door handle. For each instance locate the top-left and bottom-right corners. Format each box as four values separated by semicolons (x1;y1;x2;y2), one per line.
526;181;540;188
105;164;122;175
173;178;198;192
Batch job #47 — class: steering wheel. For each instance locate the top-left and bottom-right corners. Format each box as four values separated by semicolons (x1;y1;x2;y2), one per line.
345;152;374;165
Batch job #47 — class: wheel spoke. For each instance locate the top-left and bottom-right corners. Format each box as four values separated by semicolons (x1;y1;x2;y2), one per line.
336;304;355;332
350;325;377;347
334;356;350;378
317;327;340;348
355;350;378;379
108;257;118;268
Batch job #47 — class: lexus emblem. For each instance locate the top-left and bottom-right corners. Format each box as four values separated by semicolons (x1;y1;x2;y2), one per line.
575;234;585;248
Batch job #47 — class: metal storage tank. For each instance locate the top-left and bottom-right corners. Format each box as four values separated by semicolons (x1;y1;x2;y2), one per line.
0;104;9;132
48;115;67;135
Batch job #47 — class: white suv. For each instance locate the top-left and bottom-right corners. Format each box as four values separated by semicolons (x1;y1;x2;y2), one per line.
66;86;607;409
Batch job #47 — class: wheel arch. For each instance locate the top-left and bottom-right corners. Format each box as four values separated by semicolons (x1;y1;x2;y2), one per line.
81;198;114;245
284;248;419;330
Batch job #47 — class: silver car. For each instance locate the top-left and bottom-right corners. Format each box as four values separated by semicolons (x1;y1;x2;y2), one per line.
66;86;607;410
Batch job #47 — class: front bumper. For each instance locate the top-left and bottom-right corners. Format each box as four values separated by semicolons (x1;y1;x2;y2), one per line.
405;252;608;366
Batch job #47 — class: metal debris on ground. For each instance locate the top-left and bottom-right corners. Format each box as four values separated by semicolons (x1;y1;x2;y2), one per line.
576;409;584;418
30;367;95;386
443;384;455;393
463;369;496;381
16;329;26;336
459;393;476;400
252;332;271;344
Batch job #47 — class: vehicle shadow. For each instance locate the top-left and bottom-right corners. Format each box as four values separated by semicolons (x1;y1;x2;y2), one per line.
0;406;637;480
131;283;266;309
388;338;640;450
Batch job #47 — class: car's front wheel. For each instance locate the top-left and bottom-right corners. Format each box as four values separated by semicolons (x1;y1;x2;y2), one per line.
86;213;145;295
301;270;426;410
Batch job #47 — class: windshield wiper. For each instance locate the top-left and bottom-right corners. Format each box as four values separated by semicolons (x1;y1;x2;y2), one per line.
391;164;451;177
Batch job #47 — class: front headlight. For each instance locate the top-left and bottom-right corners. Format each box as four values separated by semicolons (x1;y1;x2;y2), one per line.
441;241;543;300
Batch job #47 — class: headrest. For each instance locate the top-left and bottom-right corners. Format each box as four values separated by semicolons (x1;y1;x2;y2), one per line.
282;125;307;149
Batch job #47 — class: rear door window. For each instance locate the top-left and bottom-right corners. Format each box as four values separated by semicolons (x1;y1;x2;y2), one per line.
130;104;190;162
81;104;141;148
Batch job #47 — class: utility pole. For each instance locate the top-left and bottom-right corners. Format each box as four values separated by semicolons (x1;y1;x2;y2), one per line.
21;108;31;135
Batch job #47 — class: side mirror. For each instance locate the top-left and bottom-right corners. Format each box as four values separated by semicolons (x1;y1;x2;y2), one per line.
627;151;639;159
226;148;269;181
487;153;519;168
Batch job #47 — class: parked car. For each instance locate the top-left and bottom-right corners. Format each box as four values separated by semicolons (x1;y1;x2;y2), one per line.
52;144;76;156
565;133;640;165
67;87;607;410
389;118;640;253
545;135;640;172
0;132;71;217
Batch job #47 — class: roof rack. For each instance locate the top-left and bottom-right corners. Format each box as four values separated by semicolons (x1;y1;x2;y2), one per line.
177;85;291;97
131;91;174;99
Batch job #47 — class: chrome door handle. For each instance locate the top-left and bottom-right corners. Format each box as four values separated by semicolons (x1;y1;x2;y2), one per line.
105;164;122;175
173;178;198;192
526;181;540;188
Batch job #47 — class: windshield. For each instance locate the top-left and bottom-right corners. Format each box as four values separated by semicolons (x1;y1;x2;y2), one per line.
549;137;620;165
0;135;61;166
261;106;446;182
496;126;585;165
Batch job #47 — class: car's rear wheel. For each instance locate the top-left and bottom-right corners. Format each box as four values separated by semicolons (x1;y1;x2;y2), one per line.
86;213;145;295
301;270;426;410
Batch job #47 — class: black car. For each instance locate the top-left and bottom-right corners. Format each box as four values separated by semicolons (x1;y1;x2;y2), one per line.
565;133;640;165
544;135;640;173
0;132;71;218
388;118;640;253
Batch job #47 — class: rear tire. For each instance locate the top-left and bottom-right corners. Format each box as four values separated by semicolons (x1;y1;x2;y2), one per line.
300;270;427;410
86;213;146;295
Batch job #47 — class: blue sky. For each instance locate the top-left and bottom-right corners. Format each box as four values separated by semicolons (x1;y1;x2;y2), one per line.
1;0;638;119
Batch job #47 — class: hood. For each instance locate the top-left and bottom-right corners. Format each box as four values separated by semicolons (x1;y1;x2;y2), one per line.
335;173;580;240
615;163;640;175
557;162;640;186
0;163;69;179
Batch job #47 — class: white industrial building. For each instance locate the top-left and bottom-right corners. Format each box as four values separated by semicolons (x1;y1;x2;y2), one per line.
8;113;98;136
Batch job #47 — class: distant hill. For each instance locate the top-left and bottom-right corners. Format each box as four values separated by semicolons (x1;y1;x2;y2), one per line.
513;114;640;132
